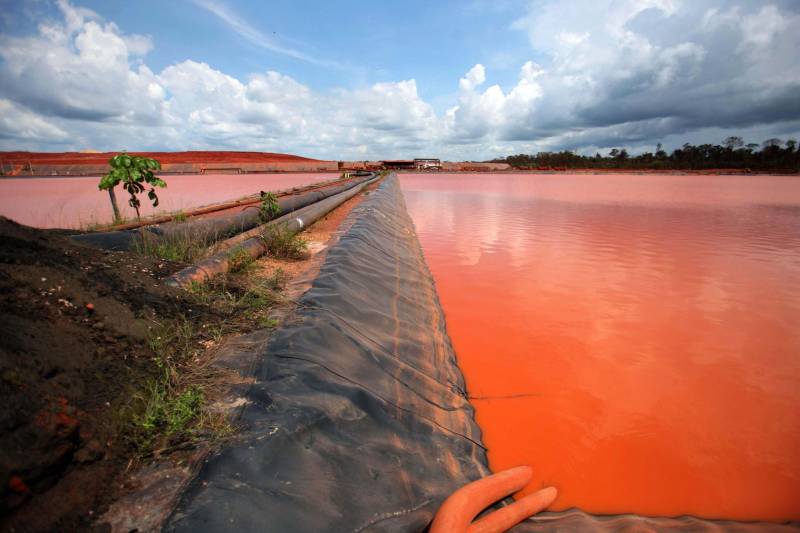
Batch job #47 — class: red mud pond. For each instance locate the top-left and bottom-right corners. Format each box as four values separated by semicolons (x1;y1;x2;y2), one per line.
399;173;800;522
0;173;337;228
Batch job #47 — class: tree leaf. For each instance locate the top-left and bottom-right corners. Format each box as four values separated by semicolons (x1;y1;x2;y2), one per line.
102;154;165;212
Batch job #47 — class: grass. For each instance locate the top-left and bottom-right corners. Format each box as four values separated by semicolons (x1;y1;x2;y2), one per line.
227;247;256;273
132;228;218;263
122;268;287;457
134;383;203;441
186;269;286;321
121;221;299;458
120;316;233;456
260;223;308;259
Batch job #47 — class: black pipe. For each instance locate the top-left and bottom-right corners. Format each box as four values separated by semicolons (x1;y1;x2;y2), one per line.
70;173;376;251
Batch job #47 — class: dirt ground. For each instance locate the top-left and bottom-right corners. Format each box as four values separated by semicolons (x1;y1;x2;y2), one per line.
0;151;325;166
0;183;376;532
0;215;218;531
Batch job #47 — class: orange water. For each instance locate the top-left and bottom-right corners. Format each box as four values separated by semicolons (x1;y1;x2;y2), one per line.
400;173;800;521
0;173;337;228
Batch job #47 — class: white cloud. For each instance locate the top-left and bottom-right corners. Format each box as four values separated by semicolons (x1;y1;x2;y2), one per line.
500;0;800;149
459;64;486;92
0;99;70;144
0;0;163;122
0;0;798;159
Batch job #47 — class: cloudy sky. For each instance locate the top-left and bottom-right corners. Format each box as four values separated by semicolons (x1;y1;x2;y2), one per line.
1;0;799;160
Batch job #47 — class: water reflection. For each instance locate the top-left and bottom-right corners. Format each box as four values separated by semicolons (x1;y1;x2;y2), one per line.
400;173;800;521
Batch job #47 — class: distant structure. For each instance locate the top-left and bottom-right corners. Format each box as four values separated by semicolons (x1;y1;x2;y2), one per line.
380;160;417;170
441;161;511;172
370;158;442;171
339;158;510;172
414;158;442;170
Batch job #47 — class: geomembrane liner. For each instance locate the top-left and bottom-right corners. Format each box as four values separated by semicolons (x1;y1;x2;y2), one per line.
166;176;798;532
166;176;490;531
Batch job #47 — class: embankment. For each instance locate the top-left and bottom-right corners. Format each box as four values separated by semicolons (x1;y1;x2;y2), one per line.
166;175;490;531
165;175;798;532
0;151;338;176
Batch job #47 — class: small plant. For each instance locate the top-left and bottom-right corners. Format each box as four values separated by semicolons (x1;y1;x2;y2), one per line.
164;386;204;436
258;191;281;222
99;153;166;220
227;247;255;273
121;318;197;453
260;316;279;328
260;223;308;259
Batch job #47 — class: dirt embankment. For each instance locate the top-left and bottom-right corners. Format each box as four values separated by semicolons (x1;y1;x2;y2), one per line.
0;217;200;531
0;151;326;166
0;182;378;532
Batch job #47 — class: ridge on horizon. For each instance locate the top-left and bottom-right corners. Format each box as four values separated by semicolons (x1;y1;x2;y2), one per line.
0;150;328;164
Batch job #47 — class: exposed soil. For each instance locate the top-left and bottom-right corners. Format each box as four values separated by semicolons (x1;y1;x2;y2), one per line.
0;151;326;166
0;183;378;532
0;217;207;532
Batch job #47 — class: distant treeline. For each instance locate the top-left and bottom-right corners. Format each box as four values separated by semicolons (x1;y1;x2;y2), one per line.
491;137;799;171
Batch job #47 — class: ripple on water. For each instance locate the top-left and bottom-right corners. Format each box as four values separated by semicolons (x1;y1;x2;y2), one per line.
400;173;800;522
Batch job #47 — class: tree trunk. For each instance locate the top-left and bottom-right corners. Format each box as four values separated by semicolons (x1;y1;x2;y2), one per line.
107;188;122;223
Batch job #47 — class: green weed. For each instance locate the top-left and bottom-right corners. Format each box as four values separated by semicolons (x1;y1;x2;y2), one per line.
121;317;230;456
259;191;281;222
132;229;216;263
227;247;255;273
260;223;308;259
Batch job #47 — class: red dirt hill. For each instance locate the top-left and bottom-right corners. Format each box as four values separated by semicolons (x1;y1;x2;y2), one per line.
0;151;327;166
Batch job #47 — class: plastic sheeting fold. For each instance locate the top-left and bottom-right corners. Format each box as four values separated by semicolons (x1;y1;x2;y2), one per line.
166;176;798;532
166;175;490;532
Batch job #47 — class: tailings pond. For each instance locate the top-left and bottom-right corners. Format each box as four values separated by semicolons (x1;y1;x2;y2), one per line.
0;173;337;228
399;172;800;522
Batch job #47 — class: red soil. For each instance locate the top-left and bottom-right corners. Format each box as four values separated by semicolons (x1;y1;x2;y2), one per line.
0;151;327;166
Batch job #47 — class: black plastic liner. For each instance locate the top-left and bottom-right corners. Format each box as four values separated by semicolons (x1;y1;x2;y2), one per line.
166;176;798;532
166;176;490;532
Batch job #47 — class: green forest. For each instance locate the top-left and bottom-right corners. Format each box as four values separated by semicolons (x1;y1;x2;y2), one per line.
492;137;799;171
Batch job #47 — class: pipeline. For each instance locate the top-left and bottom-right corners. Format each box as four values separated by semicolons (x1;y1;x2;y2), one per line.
430;466;557;533
71;172;376;251
165;174;382;288
93;174;356;232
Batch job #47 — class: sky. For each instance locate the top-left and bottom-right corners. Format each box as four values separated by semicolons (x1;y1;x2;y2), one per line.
0;0;799;160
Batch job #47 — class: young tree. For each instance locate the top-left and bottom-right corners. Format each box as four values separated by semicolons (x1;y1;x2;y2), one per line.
98;153;166;221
